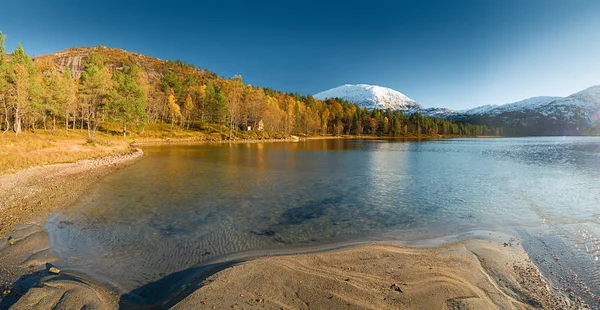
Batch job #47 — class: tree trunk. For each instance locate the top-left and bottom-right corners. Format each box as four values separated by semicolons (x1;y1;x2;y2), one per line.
229;115;234;140
14;105;21;136
92;112;99;136
1;95;9;136
65;110;69;136
123;120;127;137
52;114;56;131
87;111;91;137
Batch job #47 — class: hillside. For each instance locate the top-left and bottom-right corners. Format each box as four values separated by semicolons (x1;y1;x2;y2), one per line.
0;37;492;139
454;86;600;136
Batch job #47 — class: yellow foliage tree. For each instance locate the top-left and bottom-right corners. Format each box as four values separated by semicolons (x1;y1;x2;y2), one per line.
167;89;182;127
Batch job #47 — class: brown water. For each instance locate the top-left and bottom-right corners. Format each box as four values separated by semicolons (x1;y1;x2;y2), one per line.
44;137;600;306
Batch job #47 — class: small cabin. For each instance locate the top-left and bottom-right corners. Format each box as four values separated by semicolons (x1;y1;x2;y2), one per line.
239;119;264;131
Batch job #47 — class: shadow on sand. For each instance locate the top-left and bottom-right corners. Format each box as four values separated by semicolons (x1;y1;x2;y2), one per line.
118;260;241;309
1;261;240;310
0;263;78;310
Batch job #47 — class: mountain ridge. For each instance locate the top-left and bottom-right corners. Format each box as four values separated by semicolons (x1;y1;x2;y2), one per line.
315;83;600;135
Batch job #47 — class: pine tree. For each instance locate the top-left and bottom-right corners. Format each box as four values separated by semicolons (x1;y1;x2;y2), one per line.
110;65;147;136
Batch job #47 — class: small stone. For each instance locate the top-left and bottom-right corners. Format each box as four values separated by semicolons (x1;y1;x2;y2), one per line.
7;236;14;246
390;283;403;293
503;242;508;247
256;298;263;303
554;257;560;261
48;267;61;274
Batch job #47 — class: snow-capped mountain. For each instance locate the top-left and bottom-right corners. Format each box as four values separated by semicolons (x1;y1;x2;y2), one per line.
314;84;423;112
460;96;561;117
456;85;600;135
419;107;458;118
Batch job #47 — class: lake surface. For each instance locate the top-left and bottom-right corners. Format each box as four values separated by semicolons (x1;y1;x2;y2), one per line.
45;137;600;305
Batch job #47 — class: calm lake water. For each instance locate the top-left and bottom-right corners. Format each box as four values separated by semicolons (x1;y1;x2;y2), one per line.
45;137;600;305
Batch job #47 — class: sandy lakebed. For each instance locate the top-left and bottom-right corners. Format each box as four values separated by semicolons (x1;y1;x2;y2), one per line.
0;143;589;309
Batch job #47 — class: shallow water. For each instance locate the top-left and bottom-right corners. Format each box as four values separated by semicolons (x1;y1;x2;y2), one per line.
45;137;600;305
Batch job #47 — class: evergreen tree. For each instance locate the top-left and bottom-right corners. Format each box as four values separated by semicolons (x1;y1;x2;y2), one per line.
110;65;147;136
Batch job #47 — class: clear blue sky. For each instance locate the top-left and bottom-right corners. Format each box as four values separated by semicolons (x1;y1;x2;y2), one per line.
1;0;599;110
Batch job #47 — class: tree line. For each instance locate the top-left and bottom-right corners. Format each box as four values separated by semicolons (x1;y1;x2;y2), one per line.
0;31;496;139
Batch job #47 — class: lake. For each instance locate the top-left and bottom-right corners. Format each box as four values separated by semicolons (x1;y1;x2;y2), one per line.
45;137;600;306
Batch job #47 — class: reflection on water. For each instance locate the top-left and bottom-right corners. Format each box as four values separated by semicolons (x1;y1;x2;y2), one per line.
45;137;600;304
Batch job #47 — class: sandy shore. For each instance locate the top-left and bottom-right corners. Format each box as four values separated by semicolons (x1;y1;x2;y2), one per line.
171;241;581;310
3;239;582;309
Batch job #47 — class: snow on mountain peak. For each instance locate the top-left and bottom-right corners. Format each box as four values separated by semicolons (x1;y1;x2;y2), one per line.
313;84;423;111
567;85;600;104
461;96;561;116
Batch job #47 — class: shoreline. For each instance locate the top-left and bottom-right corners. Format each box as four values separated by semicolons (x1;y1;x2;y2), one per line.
0;138;586;309
130;134;483;146
2;238;582;309
0;146;144;239
0;146;144;308
171;240;578;310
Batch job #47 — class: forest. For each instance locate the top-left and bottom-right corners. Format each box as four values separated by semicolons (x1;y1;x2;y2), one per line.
0;31;497;140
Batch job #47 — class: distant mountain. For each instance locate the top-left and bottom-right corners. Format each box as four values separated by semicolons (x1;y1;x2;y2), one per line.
454;86;600;135
314;84;423;112
460;96;561;117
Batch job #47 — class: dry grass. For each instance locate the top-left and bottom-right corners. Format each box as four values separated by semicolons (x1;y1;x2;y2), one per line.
0;130;131;176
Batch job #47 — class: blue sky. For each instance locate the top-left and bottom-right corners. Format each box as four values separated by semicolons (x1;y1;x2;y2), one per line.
1;0;599;110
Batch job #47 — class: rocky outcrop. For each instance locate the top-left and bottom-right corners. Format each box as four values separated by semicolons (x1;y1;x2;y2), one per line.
32;46;175;81
53;54;88;78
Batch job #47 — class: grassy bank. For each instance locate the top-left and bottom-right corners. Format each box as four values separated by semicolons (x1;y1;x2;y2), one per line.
0;131;133;176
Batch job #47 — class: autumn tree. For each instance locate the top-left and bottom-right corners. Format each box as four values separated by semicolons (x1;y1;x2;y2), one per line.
0;31;8;135
166;88;182;127
225;75;244;139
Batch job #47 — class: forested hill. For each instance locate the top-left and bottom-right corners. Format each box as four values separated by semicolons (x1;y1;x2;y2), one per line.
0;32;496;139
